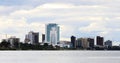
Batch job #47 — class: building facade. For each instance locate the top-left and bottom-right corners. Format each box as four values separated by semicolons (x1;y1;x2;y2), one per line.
25;31;39;45
76;38;94;49
45;23;60;45
96;36;104;46
42;34;45;43
76;38;82;48
80;38;89;49
58;41;71;48
88;38;94;48
104;40;112;47
71;36;76;48
8;36;20;48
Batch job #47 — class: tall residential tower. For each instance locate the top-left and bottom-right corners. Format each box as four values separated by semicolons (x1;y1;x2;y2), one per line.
96;36;104;46
71;36;76;48
45;23;60;45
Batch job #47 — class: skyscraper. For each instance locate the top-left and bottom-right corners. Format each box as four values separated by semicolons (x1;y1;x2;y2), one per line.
42;34;45;43
25;31;39;45
79;38;89;49
76;38;82;48
71;36;76;48
88;38;94;48
45;23;60;45
96;36;104;46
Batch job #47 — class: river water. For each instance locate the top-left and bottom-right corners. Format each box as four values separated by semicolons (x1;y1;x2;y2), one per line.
0;51;120;63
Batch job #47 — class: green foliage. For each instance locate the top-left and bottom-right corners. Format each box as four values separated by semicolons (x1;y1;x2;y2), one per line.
0;40;10;48
0;41;120;50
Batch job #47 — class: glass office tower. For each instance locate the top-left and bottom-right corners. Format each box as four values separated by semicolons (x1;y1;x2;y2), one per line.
45;23;60;45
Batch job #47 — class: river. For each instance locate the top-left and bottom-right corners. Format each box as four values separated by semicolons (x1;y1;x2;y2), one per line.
0;51;120;63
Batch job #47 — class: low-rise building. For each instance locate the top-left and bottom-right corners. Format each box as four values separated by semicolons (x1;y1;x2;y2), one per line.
58;41;71;48
8;36;20;48
105;40;112;47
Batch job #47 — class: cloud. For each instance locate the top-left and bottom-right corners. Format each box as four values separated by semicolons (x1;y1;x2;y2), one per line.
0;2;120;45
39;3;76;9
0;16;45;42
79;22;106;32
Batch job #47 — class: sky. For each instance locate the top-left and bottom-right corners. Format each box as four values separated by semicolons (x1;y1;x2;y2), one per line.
0;0;120;45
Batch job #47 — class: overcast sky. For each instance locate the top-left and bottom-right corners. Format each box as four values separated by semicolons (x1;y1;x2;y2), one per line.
0;0;120;45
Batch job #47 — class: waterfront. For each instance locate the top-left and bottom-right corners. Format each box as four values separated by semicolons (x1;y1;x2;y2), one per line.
0;51;120;63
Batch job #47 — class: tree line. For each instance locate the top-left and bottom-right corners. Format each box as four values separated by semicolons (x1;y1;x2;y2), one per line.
0;40;120;50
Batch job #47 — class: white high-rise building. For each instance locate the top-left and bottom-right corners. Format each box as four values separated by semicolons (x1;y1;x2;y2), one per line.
50;27;57;45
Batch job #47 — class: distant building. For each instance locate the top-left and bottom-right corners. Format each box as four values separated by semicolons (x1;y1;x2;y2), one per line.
8;36;20;48
45;23;60;45
42;34;45;43
80;38;89;49
88;38;94;48
96;36;104;46
58;41;71;48
105;40;112;47
76;38;82;48
76;38;94;49
25;31;39;45
71;36;76;48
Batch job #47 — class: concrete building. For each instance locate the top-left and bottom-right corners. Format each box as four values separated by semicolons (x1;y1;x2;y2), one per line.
25;31;39;45
80;38;89;49
45;23;60;45
96;36;104;46
42;34;45;43
105;40;112;47
8;36;20;48
71;36;76;48
76;38;82;48
88;38;94;48
76;38;94;49
58;41;71;48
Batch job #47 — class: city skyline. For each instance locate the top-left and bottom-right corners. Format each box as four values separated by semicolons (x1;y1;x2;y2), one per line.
0;0;120;46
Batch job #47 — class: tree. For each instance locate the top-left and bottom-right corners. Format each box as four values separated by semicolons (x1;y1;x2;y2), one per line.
0;40;10;48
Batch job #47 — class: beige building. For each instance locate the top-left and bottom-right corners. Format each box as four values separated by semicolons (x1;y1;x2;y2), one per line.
77;38;89;49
